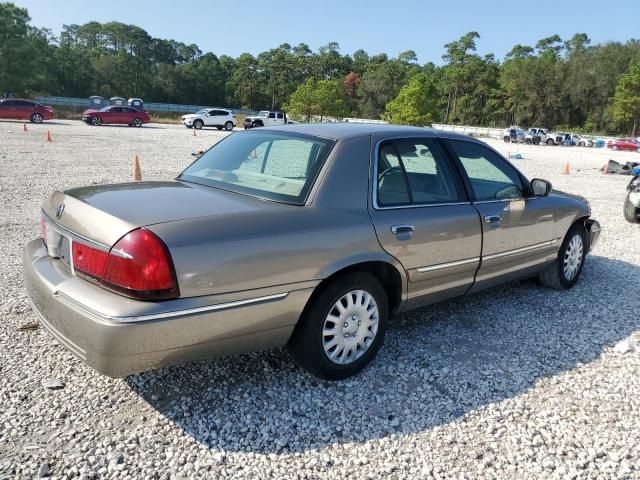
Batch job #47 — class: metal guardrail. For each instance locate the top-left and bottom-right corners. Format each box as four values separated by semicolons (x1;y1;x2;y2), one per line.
35;96;257;116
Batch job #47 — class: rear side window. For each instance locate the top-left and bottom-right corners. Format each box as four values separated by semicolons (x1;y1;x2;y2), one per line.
376;138;461;207
449;140;523;201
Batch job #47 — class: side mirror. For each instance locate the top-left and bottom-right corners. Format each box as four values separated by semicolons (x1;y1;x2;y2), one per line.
531;178;552;196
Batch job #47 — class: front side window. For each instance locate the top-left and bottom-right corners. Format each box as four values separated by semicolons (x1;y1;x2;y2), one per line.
268;112;276;118
449;140;523;201
179;131;334;204
376;138;461;207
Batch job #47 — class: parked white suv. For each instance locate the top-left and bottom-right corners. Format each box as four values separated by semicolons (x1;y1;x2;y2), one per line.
181;108;236;131
243;110;287;129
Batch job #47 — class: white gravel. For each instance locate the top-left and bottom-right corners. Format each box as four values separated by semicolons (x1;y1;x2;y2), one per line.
1;121;639;479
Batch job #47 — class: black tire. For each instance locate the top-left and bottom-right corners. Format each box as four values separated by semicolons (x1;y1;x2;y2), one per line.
224;121;234;131
538;224;587;290
288;272;388;380
612;145;618;151
193;119;203;130
525;138;532;144
503;136;511;143
579;142;585;147
132;118;142;127
216;126;222;130
91;116;102;126
30;113;43;123
533;137;541;145
546;138;554;145
624;193;640;223
254;121;263;128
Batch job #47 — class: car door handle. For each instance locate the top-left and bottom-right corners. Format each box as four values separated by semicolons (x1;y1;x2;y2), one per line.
484;215;502;224
391;224;415;234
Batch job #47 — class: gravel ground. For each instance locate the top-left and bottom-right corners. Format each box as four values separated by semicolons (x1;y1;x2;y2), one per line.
1;120;639;479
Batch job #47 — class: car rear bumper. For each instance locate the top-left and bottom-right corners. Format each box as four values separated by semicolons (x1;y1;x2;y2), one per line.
23;239;312;377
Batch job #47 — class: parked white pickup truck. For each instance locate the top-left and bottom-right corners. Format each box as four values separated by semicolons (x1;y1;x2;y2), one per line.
243;110;287;129
525;128;553;145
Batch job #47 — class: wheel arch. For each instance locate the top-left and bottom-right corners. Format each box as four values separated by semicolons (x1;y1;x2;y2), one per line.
308;257;407;317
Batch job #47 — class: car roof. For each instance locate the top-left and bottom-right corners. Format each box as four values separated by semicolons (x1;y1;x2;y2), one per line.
260;122;463;141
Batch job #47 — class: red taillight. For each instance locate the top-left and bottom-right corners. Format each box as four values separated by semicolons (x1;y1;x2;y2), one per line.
72;242;109;280
71;228;179;301
101;228;179;300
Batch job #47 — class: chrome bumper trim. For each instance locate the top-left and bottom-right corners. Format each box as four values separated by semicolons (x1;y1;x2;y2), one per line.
54;291;289;324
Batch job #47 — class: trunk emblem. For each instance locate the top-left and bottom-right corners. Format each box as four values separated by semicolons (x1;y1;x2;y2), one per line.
55;204;65;219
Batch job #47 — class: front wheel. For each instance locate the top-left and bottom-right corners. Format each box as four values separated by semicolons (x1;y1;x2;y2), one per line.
224;121;234;131
538;224;586;290
193;119;203;130
503;136;511;143
91;116;102;126
546;138;554;145
612;145;618;151
288;272;388;380
30;113;43;123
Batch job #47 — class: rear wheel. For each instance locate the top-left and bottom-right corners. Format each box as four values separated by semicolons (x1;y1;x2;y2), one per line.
30;113;43;123
132;118;142;127
533;137;540;145
538;224;586;290
91;116;102;126
193;119;203;130
503;136;511;143
288;272;388;380
224;121;234;131
546;138;554;145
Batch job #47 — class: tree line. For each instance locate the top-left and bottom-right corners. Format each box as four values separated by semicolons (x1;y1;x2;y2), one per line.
2;2;640;134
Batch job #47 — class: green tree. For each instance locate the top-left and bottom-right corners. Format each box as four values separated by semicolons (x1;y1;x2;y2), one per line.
382;74;435;126
285;78;345;121
613;63;640;135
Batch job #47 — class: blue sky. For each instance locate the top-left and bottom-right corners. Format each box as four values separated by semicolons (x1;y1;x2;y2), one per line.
14;0;638;63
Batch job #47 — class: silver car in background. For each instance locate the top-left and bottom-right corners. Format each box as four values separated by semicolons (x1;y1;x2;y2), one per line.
23;124;600;380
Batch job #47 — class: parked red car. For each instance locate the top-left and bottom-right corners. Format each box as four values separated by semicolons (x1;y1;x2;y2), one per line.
81;106;151;127
607;138;640;152
0;98;54;123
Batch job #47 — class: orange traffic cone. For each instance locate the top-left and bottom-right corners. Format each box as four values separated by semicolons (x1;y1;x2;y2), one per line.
192;128;196;137
133;155;142;181
46;130;52;142
562;161;570;175
23;122;27;132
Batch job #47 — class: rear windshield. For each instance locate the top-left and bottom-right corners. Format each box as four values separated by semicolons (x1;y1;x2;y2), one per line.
179;131;335;204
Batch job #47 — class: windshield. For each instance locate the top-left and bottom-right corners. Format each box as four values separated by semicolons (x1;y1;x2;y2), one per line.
179;131;335;204
194;109;209;115
99;106;111;112
257;111;269;117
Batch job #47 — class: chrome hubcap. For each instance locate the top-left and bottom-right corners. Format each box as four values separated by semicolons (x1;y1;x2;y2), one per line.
563;234;583;281
322;290;379;365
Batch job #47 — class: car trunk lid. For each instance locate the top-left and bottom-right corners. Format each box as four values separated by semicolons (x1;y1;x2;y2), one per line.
43;180;281;248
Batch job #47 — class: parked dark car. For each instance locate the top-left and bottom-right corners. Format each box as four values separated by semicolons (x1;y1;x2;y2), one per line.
82;106;151;127
0;98;54;123
607;138;640;152
24;124;600;380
